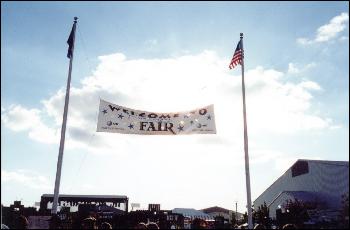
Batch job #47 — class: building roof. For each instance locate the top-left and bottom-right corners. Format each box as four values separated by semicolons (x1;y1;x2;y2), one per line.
172;208;213;220
297;159;349;167
201;206;230;214
41;194;128;199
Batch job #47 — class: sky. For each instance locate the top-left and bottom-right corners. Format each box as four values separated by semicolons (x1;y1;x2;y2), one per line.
1;2;349;213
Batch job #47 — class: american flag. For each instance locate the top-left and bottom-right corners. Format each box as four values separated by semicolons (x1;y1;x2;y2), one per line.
229;40;243;69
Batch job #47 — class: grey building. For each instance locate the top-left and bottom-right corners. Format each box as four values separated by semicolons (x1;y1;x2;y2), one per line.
201;206;243;224
253;159;349;219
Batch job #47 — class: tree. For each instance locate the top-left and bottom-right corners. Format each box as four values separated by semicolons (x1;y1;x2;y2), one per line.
282;199;313;227
242;212;248;224
253;202;271;228
231;211;237;226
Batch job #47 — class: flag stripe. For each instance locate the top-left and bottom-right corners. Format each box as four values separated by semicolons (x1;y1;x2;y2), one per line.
230;54;242;63
228;40;243;70
231;56;242;62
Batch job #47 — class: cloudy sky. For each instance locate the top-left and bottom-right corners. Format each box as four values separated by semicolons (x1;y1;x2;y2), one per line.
1;2;349;213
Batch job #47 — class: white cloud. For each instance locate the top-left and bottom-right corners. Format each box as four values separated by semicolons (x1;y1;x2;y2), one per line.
305;62;317;69
287;63;300;74
298;81;322;91
250;149;282;165
2;50;343;211
330;124;342;130
315;12;349;42
1;105;58;144
339;36;349;41
297;12;349;45
1;105;42;131
297;37;312;45
287;62;317;77
1;51;336;156
2;169;52;190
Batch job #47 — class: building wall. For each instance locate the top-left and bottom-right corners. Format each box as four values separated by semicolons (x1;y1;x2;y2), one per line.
268;193;294;219
253;160;349;218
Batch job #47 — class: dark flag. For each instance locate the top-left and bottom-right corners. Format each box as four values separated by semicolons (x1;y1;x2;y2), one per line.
229;40;243;69
67;25;75;58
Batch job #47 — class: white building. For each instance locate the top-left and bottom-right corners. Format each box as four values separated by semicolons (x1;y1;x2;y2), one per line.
253;159;349;219
201;206;243;224
172;208;213;220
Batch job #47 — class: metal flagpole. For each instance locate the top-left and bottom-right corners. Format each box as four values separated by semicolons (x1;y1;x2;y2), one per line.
52;17;78;214
240;32;253;229
235;201;238;224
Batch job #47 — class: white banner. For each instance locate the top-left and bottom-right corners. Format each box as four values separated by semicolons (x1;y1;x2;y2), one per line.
97;99;216;135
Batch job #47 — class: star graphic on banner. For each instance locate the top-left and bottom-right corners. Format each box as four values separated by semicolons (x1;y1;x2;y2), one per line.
177;125;184;131
128;123;134;129
102;109;108;114
118;114;124;119
207;115;211;120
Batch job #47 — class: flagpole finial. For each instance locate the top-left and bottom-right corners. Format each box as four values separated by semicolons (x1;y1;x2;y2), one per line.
240;33;243;38
74;17;78;22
